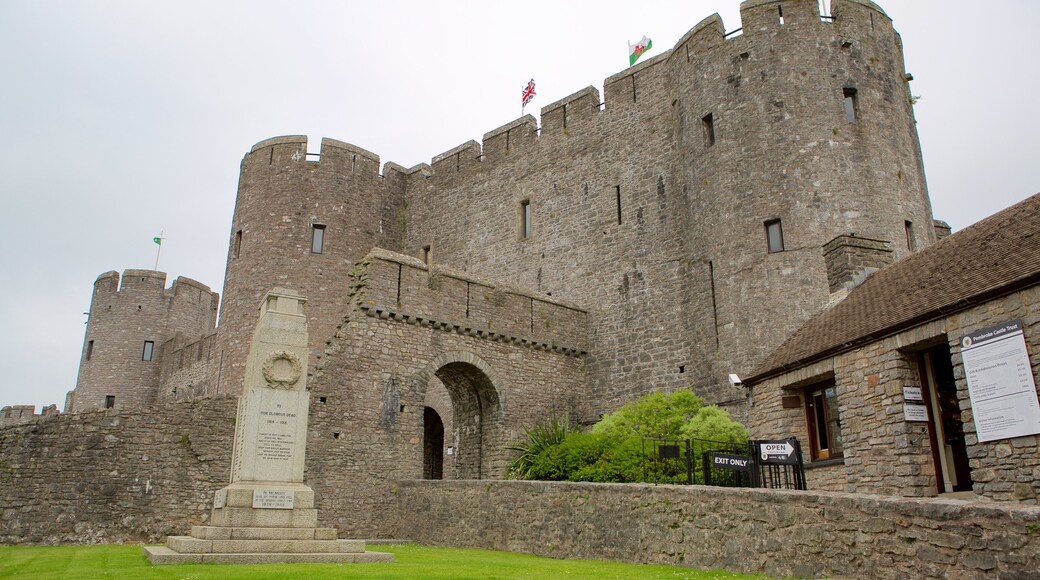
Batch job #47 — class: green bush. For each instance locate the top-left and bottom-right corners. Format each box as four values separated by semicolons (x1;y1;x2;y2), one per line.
508;389;748;483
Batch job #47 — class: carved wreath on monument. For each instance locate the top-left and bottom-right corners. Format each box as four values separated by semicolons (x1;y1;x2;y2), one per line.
261;351;303;389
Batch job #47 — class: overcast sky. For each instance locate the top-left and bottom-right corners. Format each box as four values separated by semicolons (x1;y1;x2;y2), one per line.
1;1;1037;411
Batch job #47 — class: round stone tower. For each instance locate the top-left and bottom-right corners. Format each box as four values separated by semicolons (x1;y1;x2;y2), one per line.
215;136;407;394
669;0;934;377
70;270;219;411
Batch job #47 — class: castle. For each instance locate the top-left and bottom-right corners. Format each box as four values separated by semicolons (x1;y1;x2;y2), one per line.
66;0;938;428
6;4;1040;572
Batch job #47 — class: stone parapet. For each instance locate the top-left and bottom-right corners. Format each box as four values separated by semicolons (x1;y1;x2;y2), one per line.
396;479;1040;579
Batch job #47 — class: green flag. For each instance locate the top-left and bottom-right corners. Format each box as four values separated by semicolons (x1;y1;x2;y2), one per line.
153;237;162;245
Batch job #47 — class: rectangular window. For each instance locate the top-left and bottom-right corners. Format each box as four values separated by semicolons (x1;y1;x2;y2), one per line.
905;220;916;251
233;230;242;258
765;219;784;253
311;224;325;254
702;113;716;146
105;395;115;409
86;340;94;361
805;381;843;460
520;200;531;239
142;340;154;362
843;87;858;123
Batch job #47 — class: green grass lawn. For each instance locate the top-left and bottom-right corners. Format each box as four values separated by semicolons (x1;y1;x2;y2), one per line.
0;543;768;579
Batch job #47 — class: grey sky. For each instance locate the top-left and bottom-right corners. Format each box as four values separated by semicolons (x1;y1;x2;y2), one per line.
1;1;1037;410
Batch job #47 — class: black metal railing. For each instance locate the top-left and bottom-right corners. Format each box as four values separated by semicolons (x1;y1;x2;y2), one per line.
641;437;806;490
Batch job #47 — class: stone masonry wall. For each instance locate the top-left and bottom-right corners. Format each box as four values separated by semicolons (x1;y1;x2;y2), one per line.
400;0;934;419
947;285;1040;502
157;331;221;403
0;397;235;544
71;271;218;412
396;479;1040;579
302;251;590;536
749;284;1040;502
0;405;58;428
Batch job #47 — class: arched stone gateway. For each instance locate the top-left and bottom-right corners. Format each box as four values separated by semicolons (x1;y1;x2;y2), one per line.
306;249;589;536
419;353;505;480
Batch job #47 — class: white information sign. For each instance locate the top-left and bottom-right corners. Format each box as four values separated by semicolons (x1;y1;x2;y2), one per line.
903;403;928;422
960;319;1040;443
903;386;923;401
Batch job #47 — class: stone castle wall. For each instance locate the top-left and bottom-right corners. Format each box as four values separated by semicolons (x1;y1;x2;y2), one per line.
0;397;235;544
400;0;934;417
396;479;1040;579
215;137;409;397
70;271;218;412
299;249;590;535
157;331;221;403
0;405;58;428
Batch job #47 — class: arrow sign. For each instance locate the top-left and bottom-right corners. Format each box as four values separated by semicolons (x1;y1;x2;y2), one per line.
759;439;799;465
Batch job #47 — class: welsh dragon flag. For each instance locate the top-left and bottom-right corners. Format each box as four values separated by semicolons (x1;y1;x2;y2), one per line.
628;36;652;66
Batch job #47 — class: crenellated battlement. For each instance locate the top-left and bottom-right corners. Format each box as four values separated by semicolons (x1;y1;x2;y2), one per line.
91;270;218;310
349;249;587;355
243;0;896;188
0;404;59;428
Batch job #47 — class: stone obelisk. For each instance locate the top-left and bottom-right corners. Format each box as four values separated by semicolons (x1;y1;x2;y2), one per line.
146;289;392;564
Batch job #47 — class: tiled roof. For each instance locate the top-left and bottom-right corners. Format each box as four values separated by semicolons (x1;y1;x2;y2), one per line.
747;192;1040;383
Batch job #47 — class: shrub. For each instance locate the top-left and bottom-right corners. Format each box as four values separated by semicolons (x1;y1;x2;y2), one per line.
508;389;748;483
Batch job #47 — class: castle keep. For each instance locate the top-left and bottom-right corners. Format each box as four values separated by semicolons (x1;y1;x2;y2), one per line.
37;0;972;533
70;0;935;419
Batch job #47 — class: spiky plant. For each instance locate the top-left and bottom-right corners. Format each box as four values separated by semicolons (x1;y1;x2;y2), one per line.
507;417;570;480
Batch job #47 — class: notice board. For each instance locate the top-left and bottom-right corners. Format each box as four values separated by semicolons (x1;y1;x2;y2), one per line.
960;319;1040;442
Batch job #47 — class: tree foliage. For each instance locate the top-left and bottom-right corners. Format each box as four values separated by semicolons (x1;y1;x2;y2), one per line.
507;389;748;483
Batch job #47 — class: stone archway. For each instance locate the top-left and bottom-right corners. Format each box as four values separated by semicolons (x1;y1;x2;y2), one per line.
418;353;505;480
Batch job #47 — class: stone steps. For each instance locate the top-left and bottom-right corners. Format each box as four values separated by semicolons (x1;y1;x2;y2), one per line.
144;546;394;565
166;536;366;554
190;525;338;540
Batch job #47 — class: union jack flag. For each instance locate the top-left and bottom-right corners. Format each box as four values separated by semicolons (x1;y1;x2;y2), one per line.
521;79;536;108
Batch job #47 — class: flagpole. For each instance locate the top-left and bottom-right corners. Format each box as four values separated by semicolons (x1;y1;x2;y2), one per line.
154;230;163;270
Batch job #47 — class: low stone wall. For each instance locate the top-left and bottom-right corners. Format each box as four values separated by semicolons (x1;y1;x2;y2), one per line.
0;397;235;544
396;480;1040;579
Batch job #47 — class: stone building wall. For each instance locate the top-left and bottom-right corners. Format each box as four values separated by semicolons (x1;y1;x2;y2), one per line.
302;250;590;536
215;137;408;397
70;271;218;412
157;331;221;403
947;286;1040;502
0;397;235;544
396;479;1040;579
400;0;935;418
748;284;1040;502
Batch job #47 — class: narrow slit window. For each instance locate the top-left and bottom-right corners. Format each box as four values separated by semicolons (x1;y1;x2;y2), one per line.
520;200;532;239
843;87;858;123
615;186;622;224
422;245;432;266
778;5;785;25
765;219;785;253
86;340;94;361
142;340;154;361
311;224;326;254
905;220;916;251
233;230;242;258
105;395;115;409
702;113;716;147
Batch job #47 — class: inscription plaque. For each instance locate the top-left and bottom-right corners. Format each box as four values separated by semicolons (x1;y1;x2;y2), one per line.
253;489;295;509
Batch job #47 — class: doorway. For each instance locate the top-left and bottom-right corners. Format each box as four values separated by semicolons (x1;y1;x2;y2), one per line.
918;344;973;493
423;407;444;479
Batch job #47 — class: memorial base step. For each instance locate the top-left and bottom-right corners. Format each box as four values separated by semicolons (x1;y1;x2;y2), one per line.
144;546;394;565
